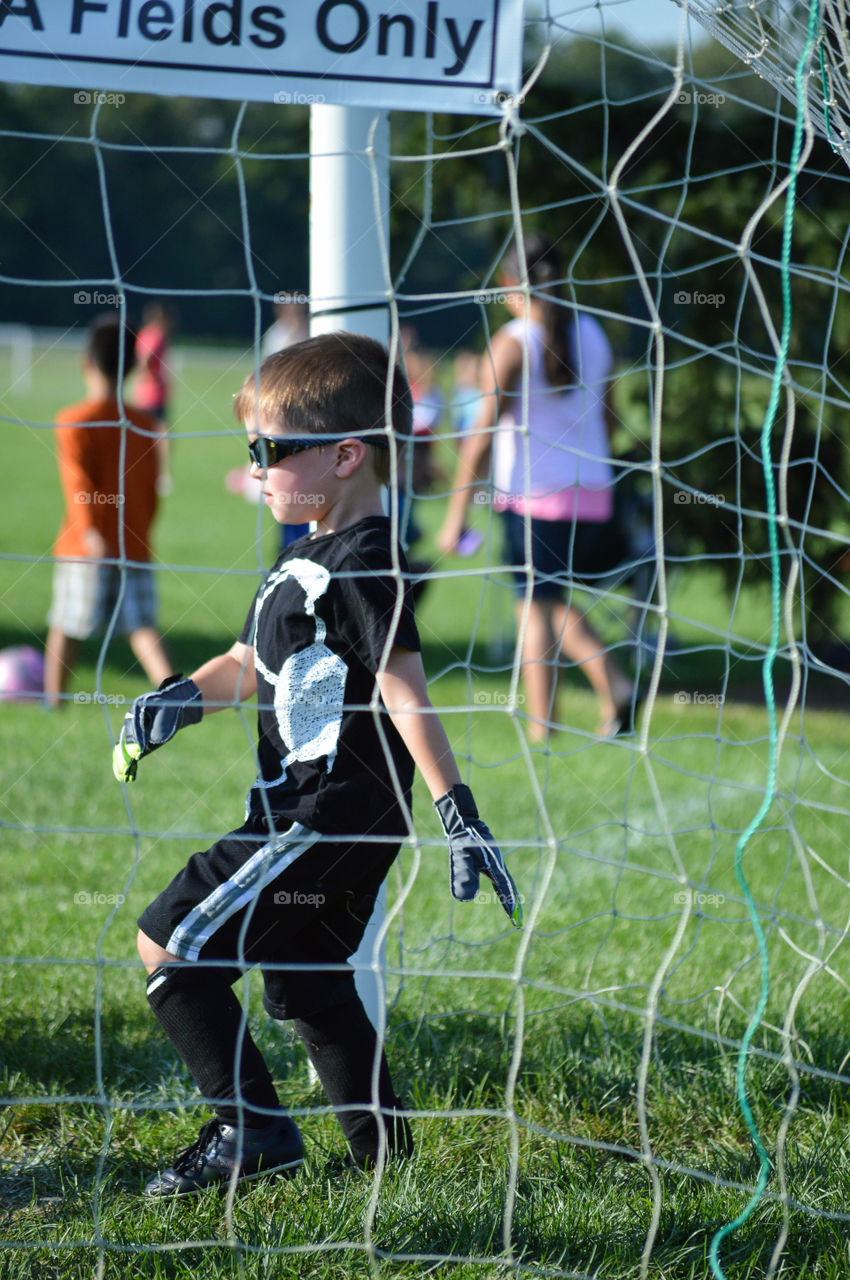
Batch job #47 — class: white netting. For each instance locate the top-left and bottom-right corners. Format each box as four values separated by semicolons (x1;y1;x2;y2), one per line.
2;2;850;1277
687;0;850;163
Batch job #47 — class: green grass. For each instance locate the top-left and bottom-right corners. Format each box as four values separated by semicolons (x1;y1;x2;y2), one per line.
2;344;850;1277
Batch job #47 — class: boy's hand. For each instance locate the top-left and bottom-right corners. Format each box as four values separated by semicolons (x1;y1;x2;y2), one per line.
112;675;203;782
434;784;522;927
82;527;109;560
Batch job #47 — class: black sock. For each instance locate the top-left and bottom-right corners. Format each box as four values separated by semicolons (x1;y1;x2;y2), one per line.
146;965;280;1128
293;995;412;1168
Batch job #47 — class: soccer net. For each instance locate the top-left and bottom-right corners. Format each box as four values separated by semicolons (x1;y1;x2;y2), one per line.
2;2;850;1277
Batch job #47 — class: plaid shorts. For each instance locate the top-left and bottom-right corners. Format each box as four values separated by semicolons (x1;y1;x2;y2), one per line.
47;559;158;640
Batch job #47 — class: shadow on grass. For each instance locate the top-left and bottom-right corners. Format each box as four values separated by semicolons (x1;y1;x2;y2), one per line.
7;615;850;715
3;955;850;1274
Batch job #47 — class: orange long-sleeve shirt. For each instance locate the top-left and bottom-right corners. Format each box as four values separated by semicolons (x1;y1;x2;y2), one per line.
52;397;159;563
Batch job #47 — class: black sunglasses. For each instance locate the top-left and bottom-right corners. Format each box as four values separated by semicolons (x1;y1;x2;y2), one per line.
247;435;335;468
247;433;390;468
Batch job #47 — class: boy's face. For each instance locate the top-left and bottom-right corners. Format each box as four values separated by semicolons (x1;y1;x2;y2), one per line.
245;415;336;526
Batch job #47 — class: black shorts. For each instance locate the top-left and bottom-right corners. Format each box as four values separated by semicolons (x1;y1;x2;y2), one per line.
138;817;399;1020
502;507;627;600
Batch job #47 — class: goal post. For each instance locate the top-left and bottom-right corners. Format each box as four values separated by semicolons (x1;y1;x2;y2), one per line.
309;103;392;1032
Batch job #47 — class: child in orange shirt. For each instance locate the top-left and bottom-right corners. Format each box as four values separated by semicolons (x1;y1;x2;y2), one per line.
45;316;172;706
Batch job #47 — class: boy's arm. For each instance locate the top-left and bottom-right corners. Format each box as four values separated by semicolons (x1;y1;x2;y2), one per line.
190;641;257;710
113;641;256;782
375;646;461;800
376;647;522;927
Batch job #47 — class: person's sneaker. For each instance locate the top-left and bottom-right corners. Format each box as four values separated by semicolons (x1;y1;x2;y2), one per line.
143;1116;304;1197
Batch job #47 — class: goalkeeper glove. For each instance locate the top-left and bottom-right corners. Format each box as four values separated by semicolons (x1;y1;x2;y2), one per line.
434;783;522;928
113;675;203;782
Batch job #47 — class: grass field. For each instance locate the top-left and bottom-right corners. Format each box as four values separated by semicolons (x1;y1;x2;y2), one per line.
2;342;850;1278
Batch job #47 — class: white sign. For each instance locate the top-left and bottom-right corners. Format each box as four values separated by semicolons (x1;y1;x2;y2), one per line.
0;0;524;115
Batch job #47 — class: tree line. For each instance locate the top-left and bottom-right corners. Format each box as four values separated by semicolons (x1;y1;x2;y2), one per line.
2;33;849;642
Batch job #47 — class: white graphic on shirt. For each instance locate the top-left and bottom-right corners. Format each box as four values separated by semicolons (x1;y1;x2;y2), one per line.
251;558;347;791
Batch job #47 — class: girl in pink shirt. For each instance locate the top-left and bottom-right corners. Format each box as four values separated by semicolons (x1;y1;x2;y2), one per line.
439;234;636;740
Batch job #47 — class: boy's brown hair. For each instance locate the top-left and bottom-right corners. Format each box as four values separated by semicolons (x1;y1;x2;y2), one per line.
234;331;412;486
88;315;137;383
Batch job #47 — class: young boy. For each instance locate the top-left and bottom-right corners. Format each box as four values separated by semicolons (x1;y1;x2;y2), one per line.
113;332;521;1197
45;316;172;707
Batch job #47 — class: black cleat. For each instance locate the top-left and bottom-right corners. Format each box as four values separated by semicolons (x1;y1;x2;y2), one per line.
143;1116;304;1198
600;690;644;738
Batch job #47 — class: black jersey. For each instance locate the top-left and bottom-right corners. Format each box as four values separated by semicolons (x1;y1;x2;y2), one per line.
238;515;421;837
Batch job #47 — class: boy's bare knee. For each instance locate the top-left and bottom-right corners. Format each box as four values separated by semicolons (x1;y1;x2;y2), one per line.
137;928;180;975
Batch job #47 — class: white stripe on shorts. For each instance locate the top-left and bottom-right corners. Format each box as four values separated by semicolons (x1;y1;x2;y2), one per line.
165;821;320;962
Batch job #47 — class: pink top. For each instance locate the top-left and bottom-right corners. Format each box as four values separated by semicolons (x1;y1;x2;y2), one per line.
134;324;169;414
494;486;612;520
493;314;614;522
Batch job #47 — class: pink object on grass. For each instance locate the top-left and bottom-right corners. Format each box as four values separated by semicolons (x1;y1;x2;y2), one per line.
0;645;45;702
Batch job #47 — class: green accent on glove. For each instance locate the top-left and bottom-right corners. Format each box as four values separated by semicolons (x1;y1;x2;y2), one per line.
113;738;142;783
